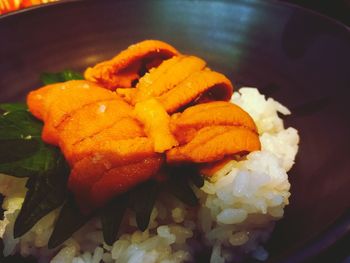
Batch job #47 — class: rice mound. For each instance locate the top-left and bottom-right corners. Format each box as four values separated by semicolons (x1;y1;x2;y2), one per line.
0;88;299;263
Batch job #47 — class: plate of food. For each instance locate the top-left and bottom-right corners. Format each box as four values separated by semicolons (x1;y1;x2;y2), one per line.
0;1;349;263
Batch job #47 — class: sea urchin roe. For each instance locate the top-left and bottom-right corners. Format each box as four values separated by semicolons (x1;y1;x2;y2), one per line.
116;56;181;103
134;98;178;153
56;99;139;165
90;156;163;209
26;40;261;214
170;101;258;144
157;69;233;113
116;57;231;113
131;55;207;103
67;118;145;165
27;80;118;145
67;136;161;212
28;80;165;212
167;101;260;164
166;125;261;163
69;147;163;213
84;40;179;90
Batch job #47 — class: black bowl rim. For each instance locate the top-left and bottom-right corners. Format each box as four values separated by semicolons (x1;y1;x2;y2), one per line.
0;0;350;262
0;0;349;31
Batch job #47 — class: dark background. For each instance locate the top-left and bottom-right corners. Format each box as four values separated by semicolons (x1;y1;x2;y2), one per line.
281;0;350;26
279;2;349;262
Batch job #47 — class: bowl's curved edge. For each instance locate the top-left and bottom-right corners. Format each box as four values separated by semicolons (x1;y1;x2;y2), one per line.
270;211;350;263
0;0;349;262
0;0;81;20
267;0;350;30
1;0;349;32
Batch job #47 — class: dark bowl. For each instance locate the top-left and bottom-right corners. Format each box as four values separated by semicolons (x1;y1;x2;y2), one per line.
0;0;349;262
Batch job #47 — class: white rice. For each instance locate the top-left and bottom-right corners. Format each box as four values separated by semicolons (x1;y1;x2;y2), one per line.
0;88;299;263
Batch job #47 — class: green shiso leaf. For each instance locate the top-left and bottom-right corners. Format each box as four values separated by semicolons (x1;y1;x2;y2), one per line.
0;109;42;140
129;180;158;231
0;142;63;178
0;139;40;164
0;107;59;178
0;103;28;113
40;70;84;85
60;70;84;82
101;194;128;246
48;196;92;249
0;108;45;176
40;72;61;85
0;103;70;238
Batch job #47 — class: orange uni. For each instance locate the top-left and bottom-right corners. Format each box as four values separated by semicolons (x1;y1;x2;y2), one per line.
84;40;179;90
27;40;261;212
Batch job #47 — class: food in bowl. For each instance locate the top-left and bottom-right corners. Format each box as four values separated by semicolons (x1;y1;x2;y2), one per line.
0;40;299;262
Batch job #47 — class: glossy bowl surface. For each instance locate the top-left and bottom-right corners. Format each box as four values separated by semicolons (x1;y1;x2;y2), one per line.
0;0;349;262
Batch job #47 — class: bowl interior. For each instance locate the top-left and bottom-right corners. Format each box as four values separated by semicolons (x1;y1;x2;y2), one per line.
0;0;350;262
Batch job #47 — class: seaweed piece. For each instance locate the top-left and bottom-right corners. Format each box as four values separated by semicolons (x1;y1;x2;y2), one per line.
166;166;199;206
40;70;84;85
48;196;92;249
13;154;70;238
129;180;158;231
189;173;205;188
101;194;128;245
184;166;205;188
167;177;198;206
168;165;204;188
